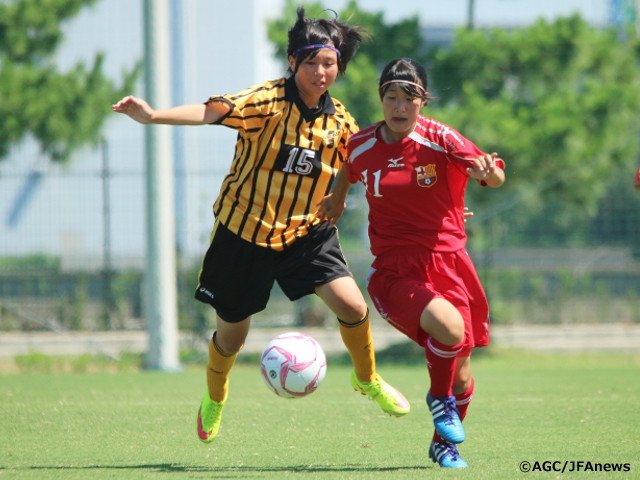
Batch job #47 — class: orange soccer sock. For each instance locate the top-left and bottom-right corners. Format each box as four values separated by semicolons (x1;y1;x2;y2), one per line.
338;310;376;383
206;332;239;403
425;336;463;398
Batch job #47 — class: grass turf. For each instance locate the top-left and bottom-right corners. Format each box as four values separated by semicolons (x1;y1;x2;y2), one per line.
1;348;639;479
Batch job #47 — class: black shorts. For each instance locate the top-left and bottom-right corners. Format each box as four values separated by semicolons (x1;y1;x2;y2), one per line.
194;221;352;322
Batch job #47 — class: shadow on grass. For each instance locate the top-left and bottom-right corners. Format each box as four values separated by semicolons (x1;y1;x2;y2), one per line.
17;463;432;474
331;340;496;366
236;340;498;368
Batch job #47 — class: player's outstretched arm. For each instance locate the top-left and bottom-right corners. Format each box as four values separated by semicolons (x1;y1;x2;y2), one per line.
112;95;227;126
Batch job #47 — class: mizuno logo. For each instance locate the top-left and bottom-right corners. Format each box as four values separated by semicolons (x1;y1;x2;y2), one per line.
387;157;404;168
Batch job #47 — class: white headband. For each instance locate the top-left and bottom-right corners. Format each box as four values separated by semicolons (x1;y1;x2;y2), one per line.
380;80;428;96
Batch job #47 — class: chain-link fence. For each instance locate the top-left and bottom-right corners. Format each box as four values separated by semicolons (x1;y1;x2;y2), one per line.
2;152;639;337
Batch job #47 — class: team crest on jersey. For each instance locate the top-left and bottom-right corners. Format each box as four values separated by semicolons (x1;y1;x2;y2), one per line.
322;130;338;148
415;164;437;187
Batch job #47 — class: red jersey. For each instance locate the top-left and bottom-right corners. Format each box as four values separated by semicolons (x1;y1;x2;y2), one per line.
346;115;503;255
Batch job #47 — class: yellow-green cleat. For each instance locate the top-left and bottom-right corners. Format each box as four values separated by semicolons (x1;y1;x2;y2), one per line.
196;393;225;443
350;370;410;417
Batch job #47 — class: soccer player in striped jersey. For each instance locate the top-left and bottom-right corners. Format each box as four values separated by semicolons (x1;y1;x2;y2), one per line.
318;58;506;468
113;8;409;444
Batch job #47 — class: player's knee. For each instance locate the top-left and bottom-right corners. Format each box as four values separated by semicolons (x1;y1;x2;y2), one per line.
213;332;245;356
337;302;368;325
421;302;465;345
437;325;464;346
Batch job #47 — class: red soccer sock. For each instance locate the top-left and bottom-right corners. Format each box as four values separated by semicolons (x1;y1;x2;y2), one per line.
455;376;475;421
425;337;463;398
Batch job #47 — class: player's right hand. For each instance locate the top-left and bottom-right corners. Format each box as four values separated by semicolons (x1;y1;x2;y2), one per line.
463;207;473;222
316;194;346;225
112;95;154;124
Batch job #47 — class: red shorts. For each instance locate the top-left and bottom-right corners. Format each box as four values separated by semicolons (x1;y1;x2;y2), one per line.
366;248;490;355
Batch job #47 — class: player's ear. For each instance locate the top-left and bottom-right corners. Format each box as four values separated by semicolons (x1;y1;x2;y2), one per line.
288;56;296;72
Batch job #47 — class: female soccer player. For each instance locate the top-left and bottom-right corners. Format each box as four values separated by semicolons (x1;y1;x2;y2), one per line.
112;8;409;444
318;57;506;468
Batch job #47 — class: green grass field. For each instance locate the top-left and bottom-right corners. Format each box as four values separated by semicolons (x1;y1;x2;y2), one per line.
2;348;639;479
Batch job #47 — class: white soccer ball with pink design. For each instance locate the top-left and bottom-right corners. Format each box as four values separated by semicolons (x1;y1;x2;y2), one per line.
260;332;327;398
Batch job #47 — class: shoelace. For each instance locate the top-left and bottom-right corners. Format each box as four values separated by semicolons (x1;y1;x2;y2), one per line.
372;378;402;401
360;377;402;405
362;379;382;398
445;443;461;460
377;383;396;401
203;401;223;423
435;442;460;461
442;397;459;425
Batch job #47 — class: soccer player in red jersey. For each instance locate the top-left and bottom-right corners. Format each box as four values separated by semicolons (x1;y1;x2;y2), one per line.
319;57;506;468
634;165;640;190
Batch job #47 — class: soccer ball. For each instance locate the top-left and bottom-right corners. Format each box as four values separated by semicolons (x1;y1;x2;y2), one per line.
260;332;327;398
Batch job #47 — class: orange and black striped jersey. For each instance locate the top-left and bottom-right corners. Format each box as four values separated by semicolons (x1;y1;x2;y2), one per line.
206;76;358;250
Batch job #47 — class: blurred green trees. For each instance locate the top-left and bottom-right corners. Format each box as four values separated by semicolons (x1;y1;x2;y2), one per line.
428;15;640;245
0;0;139;163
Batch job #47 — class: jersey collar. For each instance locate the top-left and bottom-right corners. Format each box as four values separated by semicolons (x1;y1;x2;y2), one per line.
285;76;336;121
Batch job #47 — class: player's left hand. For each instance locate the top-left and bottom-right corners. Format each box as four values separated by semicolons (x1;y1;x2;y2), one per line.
466;152;500;181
